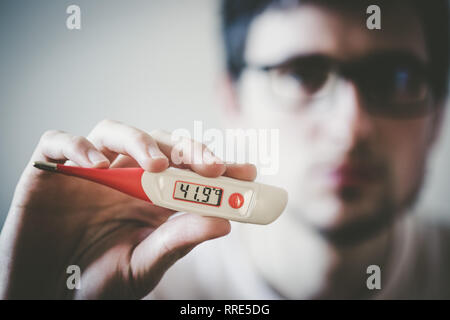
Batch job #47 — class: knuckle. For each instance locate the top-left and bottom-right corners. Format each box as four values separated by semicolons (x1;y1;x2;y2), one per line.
89;119;117;140
149;128;164;137
98;118;114;126
96;118;118;131
38;130;64;150
70;135;89;151
198;141;208;151
155;233;174;261
178;136;192;149
40;129;62;142
184;138;207;155
191;137;206;150
132;131;151;146
159;237;182;262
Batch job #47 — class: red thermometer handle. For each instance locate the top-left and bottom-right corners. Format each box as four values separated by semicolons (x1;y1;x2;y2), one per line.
33;162;152;203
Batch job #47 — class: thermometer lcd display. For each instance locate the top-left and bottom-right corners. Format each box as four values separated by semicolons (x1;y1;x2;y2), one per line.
173;181;223;206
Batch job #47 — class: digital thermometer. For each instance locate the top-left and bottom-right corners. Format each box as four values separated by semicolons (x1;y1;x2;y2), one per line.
33;161;288;225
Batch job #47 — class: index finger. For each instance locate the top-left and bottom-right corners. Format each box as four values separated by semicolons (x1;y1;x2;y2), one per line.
150;129;226;178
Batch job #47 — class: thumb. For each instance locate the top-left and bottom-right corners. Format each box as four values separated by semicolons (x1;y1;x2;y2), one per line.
128;213;231;298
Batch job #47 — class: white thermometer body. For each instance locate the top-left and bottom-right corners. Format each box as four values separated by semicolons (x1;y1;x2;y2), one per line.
141;167;288;225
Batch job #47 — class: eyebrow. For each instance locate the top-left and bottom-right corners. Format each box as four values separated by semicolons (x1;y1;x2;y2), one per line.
251;53;330;71
253;50;429;71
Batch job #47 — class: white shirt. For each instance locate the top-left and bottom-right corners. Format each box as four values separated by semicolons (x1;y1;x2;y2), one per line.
149;213;450;299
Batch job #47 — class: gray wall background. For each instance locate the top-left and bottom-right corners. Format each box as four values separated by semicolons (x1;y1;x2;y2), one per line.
1;0;449;228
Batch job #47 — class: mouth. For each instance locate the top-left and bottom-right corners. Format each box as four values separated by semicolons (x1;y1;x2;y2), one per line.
328;162;382;189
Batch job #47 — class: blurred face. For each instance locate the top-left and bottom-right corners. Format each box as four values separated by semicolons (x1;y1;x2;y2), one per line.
231;4;441;242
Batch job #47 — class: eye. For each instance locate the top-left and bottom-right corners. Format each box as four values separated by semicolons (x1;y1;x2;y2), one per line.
361;64;428;104
360;65;431;117
377;67;428;103
285;66;329;94
271;61;332;100
393;68;428;102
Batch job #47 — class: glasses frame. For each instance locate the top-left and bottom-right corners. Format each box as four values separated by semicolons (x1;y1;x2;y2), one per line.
243;53;436;118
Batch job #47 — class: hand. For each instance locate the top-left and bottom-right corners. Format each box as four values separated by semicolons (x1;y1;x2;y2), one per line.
0;119;256;299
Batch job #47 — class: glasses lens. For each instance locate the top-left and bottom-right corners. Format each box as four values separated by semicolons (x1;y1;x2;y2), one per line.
358;63;431;117
270;58;333;104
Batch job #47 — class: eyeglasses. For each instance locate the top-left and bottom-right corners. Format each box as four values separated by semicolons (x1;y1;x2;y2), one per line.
245;52;434;118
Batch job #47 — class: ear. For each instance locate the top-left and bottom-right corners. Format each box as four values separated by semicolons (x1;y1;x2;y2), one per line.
217;73;241;119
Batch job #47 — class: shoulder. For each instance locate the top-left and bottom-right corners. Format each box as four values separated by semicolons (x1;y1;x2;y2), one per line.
412;214;450;256
375;213;450;299
408;214;450;298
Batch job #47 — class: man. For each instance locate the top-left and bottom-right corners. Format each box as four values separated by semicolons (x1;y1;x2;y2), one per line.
0;0;449;299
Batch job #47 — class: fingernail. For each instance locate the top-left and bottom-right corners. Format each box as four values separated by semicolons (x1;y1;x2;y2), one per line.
87;149;109;166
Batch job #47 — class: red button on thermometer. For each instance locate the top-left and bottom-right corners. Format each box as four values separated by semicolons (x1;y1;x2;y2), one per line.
33;161;288;225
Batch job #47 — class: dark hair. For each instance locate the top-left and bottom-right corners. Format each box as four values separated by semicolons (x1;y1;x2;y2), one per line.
220;0;450;100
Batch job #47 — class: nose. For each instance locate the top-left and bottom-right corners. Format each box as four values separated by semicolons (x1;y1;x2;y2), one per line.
330;79;374;151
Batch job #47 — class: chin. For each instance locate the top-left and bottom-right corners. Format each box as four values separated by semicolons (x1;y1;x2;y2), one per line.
292;186;397;246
